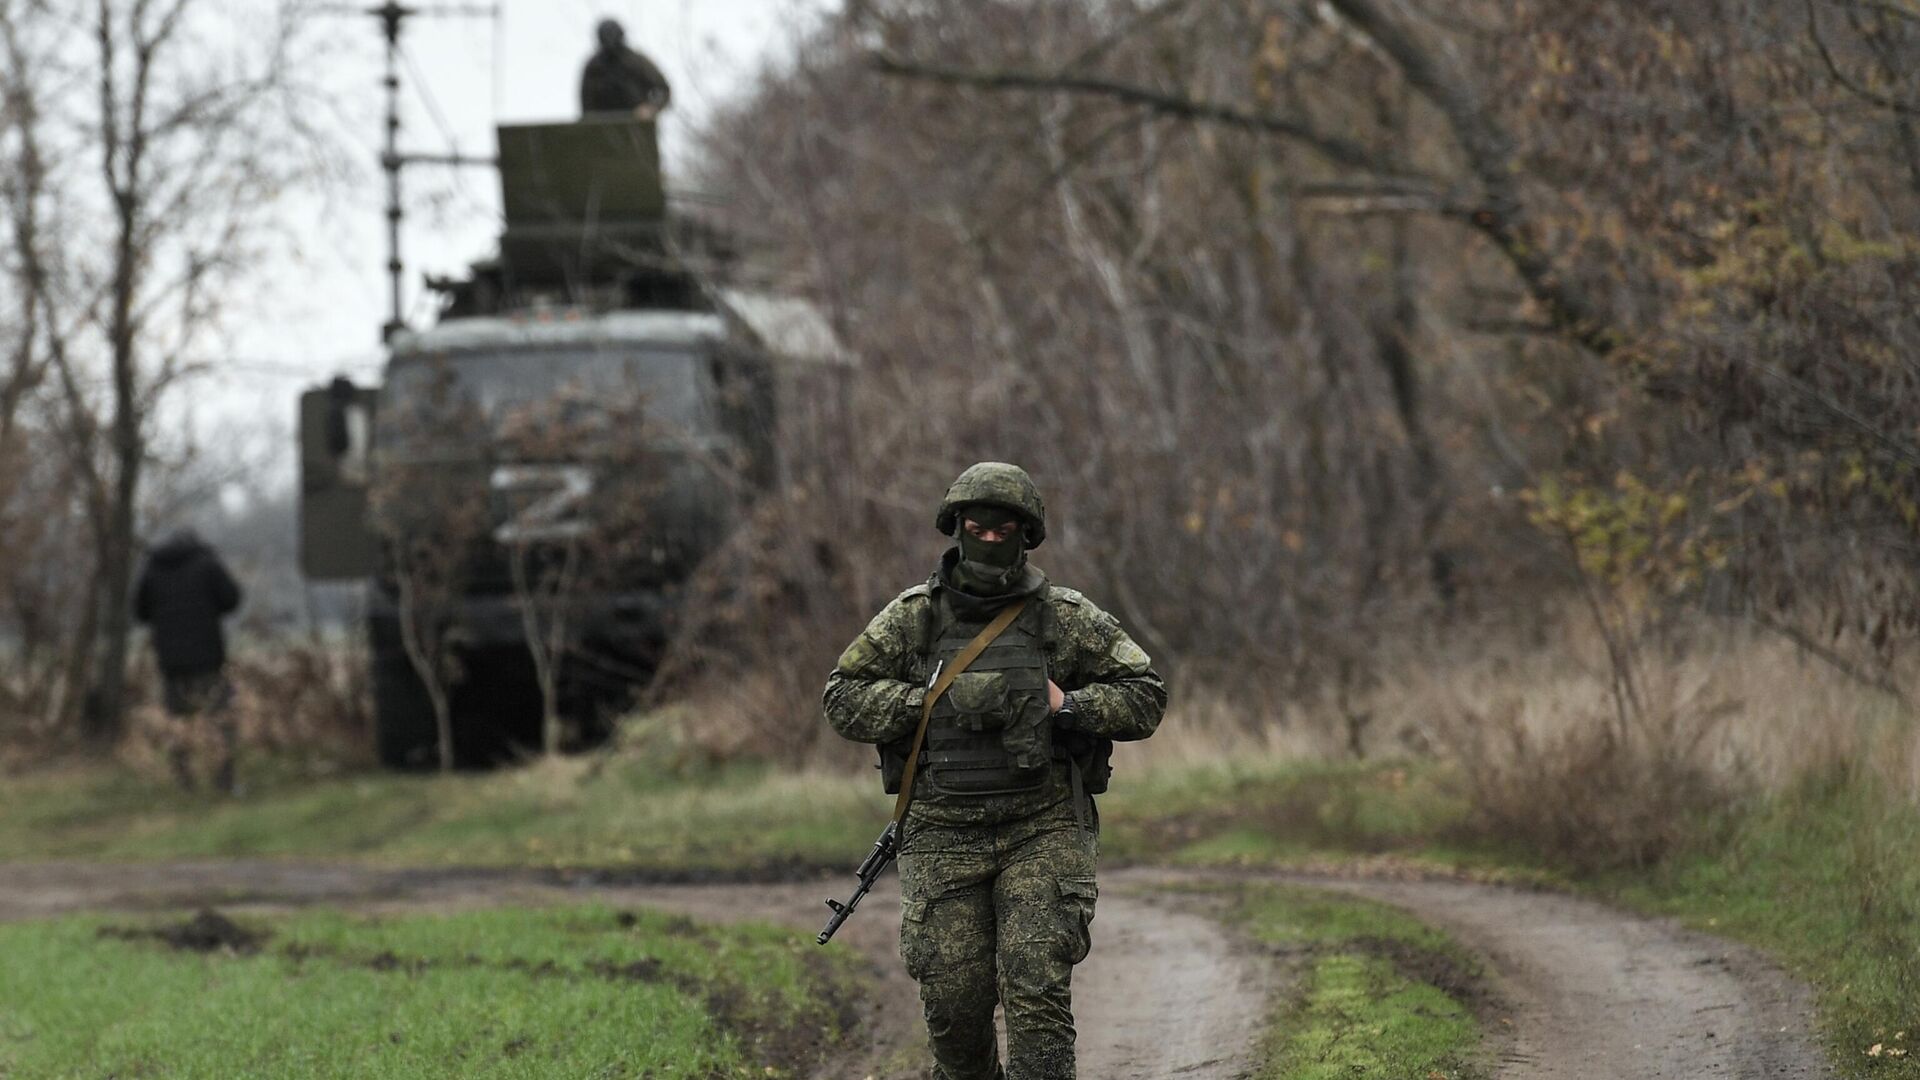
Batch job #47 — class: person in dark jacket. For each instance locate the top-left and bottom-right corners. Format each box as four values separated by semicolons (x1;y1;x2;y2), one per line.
580;18;672;118
133;528;243;792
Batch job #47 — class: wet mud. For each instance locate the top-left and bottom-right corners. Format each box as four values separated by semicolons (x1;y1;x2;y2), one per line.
98;908;269;954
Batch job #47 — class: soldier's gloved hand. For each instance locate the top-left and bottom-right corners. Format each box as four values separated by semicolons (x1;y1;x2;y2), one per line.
1049;680;1089;734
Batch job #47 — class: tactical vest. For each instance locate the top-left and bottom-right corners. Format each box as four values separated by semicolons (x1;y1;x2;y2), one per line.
920;594;1054;796
876;584;1114;813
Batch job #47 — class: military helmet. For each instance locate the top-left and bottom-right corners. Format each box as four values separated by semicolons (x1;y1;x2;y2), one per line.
935;462;1047;549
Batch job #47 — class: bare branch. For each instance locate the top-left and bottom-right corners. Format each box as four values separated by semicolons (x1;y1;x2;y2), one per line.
0;11;53;440
868;51;1433;184
1748;611;1908;704
1805;0;1920;117
1320;0;1618;355
1747;356;1920;470
873;26;1620;356
1842;0;1920;25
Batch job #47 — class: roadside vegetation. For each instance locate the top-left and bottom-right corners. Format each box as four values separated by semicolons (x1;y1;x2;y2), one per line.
1219;883;1486;1080
0;753;879;870
8;624;1914;1077
0;904;858;1079
1603;772;1920;1078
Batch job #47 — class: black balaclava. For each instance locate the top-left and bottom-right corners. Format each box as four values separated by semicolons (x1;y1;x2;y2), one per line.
950;505;1029;596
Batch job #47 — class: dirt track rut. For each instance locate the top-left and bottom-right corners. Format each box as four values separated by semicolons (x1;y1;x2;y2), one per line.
0;860;1830;1078
1231;870;1828;1079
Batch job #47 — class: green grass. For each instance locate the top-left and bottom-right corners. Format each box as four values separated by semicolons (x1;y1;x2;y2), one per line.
0;755;882;870
5;749;1917;1076
1593;769;1920;1078
1109;759;1920;1079
0;904;859;1078
1098;757;1547;881
0;753;1485;874
1219;883;1484;1080
1111;761;1920;1080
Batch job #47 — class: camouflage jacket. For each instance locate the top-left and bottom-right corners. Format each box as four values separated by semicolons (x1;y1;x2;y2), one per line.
823;563;1166;821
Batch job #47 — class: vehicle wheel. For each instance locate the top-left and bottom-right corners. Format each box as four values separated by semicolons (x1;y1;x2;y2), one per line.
370;619;438;770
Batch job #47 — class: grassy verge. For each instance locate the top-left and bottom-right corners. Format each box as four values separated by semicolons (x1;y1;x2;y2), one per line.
0;754;1489;874
0;755;881;870
0;903;860;1078
1217;883;1486;1080
1593;769;1920;1077
4;752;1915;1076
1109;760;1920;1080
1098;758;1524;877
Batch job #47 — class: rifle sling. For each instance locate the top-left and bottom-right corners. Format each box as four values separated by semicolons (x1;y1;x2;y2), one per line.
890;597;1029;825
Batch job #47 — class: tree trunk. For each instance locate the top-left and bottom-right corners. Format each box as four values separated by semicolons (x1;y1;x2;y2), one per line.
85;150;146;741
395;573;456;774
86;469;138;740
1370;85;1454;607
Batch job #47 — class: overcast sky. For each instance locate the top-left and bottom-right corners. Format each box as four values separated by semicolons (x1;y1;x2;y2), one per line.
198;0;835;495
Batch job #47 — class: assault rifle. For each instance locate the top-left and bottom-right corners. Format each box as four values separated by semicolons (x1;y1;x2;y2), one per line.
817;660;946;946
816;820;897;945
817;602;1026;946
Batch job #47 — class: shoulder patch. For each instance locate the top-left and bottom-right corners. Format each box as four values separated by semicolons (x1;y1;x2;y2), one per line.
1109;635;1151;671
1048;586;1088;607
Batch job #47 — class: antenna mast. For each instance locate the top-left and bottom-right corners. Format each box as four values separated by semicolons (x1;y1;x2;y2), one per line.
350;2;499;342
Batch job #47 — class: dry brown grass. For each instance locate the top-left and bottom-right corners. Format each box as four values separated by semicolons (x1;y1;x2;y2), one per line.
117;634;373;783
1104;679;1348;767
972;615;1913;872
640;662;836;768
226;636;374;760
641;598;1919;844
1442;691;1737;872
1365;619;1918;870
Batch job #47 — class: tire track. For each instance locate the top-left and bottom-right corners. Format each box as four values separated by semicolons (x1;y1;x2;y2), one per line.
1267;871;1831;1079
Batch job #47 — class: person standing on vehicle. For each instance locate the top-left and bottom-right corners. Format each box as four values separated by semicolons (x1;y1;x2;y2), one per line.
579;18;672;119
824;462;1167;1080
133;528;244;793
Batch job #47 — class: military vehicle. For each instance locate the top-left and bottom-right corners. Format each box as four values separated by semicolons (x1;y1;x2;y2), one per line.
298;115;846;767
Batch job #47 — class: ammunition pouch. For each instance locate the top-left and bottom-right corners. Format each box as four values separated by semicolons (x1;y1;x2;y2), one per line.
884;723;1113;798
1056;729;1113;795
946;671;1010;732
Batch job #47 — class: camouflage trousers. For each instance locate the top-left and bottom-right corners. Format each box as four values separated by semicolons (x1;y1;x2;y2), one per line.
897;797;1098;1080
159;669;236;794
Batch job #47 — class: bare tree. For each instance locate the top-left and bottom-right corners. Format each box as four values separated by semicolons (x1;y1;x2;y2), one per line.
681;0;1920;760
0;0;324;741
505;514;585;758
368;360;488;773
868;0;1621;356
494;385;656;757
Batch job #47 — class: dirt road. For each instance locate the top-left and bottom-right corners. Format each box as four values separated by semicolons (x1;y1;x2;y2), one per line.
1296;873;1830;1079
0;861;1830;1078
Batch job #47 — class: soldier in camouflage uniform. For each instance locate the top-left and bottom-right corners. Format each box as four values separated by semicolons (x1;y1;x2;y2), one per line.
824;462;1167;1080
